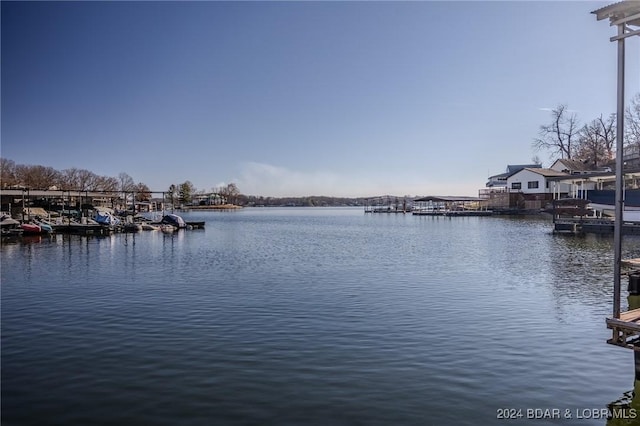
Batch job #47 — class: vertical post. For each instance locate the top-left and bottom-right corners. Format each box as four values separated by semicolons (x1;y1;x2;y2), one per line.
22;189;26;222
613;22;625;319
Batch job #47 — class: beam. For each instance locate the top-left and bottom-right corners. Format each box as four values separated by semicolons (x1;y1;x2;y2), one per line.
613;22;626;319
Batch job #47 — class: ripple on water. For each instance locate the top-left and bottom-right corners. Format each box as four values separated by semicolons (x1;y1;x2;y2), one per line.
1;210;636;425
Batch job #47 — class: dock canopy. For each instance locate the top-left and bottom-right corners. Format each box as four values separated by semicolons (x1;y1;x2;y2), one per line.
414;196;482;202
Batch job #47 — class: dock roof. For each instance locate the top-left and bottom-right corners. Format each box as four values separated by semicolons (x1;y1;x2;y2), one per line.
414;196;482;202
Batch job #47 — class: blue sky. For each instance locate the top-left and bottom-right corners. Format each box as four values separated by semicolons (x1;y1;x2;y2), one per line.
2;1;639;197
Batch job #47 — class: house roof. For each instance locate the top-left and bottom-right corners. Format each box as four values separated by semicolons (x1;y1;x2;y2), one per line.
506;164;540;174
488;164;541;181
553;158;597;172
487;171;510;180
545;166;640;182
515;168;569;178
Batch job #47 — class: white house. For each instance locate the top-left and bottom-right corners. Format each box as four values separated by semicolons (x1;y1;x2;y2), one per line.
486;164;541;188
506;168;570;195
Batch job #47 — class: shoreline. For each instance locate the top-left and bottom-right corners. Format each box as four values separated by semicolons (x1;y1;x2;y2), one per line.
183;204;242;210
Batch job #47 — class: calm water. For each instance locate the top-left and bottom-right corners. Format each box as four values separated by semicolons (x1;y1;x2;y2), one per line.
2;208;640;425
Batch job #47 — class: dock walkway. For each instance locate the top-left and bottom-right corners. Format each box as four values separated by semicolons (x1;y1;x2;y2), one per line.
606;259;640;349
553;218;640;235
412;210;493;217
607;308;640;349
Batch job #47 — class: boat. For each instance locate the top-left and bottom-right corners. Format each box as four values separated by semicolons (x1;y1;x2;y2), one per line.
584;189;640;221
0;213;23;237
141;223;159;231
20;223;42;235
123;222;143;233
93;207;121;226
160;214;187;229
161;224;176;233
31;218;55;234
36;222;54;234
544;198;592;217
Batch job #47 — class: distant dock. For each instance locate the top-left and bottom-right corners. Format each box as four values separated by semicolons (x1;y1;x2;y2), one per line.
364;196;411;214
412;195;492;217
412;210;493;217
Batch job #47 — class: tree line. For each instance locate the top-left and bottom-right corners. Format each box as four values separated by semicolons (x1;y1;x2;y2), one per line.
0;158;243;205
0;160;153;199
533;93;640;166
167;181;240;205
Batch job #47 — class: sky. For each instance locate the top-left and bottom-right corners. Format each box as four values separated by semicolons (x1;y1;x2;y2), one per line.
2;1;639;198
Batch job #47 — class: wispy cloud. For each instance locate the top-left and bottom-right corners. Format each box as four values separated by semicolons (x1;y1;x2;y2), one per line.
538;107;579;113
233;162;481;198
236;162;348;197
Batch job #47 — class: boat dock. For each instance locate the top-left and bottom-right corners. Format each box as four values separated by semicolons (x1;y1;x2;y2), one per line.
0;188;208;238
412;196;492;216
364;196;411;214
607;260;640;350
607;308;640;349
412;210;493;217
553;218;640;235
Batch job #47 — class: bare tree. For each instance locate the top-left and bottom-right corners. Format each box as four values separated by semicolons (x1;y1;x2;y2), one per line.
77;169;100;191
597;113;616;160
97;176;119;192
166;184;177;206
575;120;607;167
135;182;152;201
14;164;61;189
61;168;100;190
60;168;80;189
533;104;579;159
118;172;136;192
219;183;240;205
1;158;17;188
574;114;616;167
626;93;640;148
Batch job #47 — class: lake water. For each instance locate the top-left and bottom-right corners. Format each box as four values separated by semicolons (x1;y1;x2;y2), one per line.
2;207;640;425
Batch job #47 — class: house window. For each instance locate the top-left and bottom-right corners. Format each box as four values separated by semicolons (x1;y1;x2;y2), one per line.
511;182;522;190
528;181;539;189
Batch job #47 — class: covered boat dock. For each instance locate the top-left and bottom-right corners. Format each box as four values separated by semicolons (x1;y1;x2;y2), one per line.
412;196;492;216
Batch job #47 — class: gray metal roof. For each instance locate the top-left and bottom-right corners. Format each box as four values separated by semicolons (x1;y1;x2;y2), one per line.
545;167;640;182
522;168;569;178
414;196;482;202
506;164;541;173
553;158;598;172
592;1;640;26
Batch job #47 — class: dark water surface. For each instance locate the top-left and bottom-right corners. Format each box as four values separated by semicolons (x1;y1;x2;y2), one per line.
2;208;640;425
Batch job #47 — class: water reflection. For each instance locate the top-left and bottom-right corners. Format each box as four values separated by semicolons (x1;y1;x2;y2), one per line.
608;369;640;425
2;211;640;425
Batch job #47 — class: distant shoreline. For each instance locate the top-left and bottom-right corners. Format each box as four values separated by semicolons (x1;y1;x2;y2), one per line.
184;204;242;210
